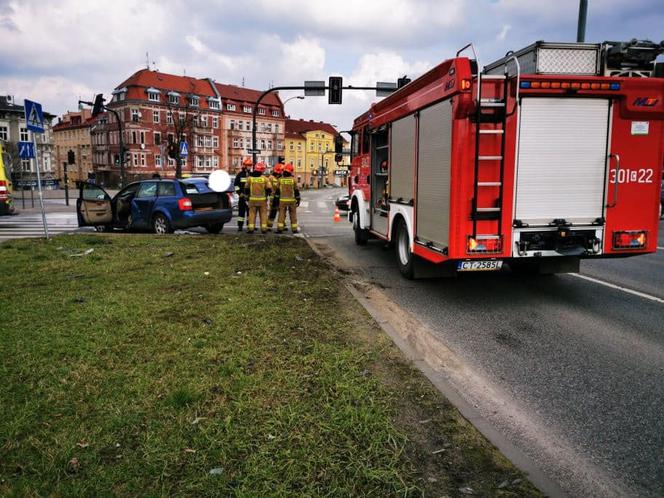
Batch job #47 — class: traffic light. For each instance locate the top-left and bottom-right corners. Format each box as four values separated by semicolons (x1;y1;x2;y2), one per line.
67;149;75;165
167;140;178;159
335;153;343;163
397;76;411;88
328;76;343;105
334;135;344;154
91;94;105;117
277;156;285;163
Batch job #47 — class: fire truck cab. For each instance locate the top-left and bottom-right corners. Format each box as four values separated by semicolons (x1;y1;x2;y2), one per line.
348;40;664;278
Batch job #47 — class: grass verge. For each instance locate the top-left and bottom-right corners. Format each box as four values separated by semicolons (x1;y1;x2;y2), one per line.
0;234;540;497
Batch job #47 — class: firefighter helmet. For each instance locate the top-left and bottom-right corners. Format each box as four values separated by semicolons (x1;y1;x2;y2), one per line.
242;157;253;167
273;163;284;174
254;162;266;173
284;163;294;173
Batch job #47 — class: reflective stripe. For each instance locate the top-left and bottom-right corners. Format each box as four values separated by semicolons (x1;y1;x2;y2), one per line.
237;217;245;222
249;197;266;201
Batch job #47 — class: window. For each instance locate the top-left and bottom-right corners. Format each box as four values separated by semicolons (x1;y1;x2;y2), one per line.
297;143;302;151
197;156;204;168
201;115;208;127
147;90;160;102
275;124;279;133
243;105;251;113
153;110;160;123
309;142;314;151
212;116;218;128
266;123;272;133
289;142;294;151
267;140;272;150
212;156;219;167
272;110;279;117
208;98;220;110
132;131;137;144
141;153;146;166
204;136;212;148
226;103;236;111
258;108;266;115
158;181;175;195
133;153;138;166
168;157;175;167
179;115;185;126
82;183;108;201
233;138;239;148
137;182;158;198
140;131;145;144
245;121;251;131
167;112;173;125
154;132;161;145
20;127;29;142
190;95;199;107
0;125;8;141
229;119;235;130
155;155;162;167
131;109;140;122
277;141;283;150
169;93;180;105
260;139;266;150
212;136;218;147
21;159;30;172
238;121;243;131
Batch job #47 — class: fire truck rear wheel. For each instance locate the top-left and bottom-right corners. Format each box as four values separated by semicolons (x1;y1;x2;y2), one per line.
395;219;414;279
353;206;368;246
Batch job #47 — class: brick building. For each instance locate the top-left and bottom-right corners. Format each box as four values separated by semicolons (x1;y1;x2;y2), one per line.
52;109;93;186
90;69;286;186
215;83;285;172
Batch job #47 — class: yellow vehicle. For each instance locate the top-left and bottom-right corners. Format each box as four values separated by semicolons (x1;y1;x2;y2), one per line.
0;143;15;215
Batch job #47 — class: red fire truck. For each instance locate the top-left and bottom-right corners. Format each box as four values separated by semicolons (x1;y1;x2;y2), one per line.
347;40;664;278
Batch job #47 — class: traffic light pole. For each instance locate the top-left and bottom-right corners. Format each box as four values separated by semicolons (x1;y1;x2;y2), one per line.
251;85;392;168
79;99;126;188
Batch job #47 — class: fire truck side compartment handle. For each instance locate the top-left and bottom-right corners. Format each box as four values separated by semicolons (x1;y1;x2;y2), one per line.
607;153;621;208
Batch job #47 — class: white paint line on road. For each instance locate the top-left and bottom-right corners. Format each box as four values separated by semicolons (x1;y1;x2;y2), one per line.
657;246;664;251
299;201;309;208
316;201;327;209
569;273;664;305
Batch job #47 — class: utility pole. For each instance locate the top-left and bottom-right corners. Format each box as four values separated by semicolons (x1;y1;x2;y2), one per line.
577;0;588;42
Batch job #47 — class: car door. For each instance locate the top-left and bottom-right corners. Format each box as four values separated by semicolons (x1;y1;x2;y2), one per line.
77;182;112;227
131;181;159;229
114;183;141;226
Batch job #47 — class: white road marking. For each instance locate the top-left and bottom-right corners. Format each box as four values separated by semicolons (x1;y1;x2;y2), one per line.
657;246;664;251
316;201;327;209
569;273;664;305
299;201;309;208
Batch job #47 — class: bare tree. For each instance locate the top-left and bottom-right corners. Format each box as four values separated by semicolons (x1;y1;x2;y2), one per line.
164;83;200;179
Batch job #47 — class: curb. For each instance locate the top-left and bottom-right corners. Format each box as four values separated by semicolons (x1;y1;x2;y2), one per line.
306;237;568;498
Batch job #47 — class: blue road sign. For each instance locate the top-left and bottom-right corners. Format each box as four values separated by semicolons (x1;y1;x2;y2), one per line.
24;99;45;133
180;141;189;157
18;141;35;159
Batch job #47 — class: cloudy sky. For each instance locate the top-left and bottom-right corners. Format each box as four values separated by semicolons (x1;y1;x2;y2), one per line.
0;0;662;130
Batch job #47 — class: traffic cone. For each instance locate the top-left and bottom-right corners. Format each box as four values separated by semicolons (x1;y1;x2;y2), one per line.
333;207;341;223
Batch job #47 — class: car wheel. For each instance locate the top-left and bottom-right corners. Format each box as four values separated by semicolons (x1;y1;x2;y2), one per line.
352;206;368;246
206;223;224;234
153;214;173;235
395;219;414;279
94;225;110;232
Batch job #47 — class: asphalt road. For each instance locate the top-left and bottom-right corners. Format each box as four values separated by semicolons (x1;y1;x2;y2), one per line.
299;187;664;498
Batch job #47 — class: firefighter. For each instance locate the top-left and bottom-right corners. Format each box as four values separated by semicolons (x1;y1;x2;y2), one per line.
245;162;272;234
276;163;300;233
234;158;252;231
267;163;284;231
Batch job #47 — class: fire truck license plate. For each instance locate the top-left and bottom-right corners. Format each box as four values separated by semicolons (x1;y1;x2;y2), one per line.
457;260;503;272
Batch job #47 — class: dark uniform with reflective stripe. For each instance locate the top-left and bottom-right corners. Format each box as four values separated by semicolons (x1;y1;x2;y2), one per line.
234;168;249;231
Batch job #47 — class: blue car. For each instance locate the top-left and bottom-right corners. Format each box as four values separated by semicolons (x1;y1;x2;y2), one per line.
76;178;233;234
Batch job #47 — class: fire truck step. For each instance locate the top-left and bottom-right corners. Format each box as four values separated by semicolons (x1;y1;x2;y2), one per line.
479;129;504;134
476;207;501;212
476;234;501;240
480;99;506;107
478;182;502;186
481;74;507;80
478;155;503;160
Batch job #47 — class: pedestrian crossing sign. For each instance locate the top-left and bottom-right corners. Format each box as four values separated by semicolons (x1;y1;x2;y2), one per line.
24;99;45;133
180;141;189;157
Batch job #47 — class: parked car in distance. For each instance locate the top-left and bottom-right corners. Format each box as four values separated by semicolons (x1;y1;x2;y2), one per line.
76;178;233;234
335;193;350;212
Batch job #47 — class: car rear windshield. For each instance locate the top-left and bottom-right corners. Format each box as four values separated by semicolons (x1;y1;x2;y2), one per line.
181;182;202;195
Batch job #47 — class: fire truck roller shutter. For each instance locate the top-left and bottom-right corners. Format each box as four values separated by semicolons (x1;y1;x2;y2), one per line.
515;97;610;226
390;114;416;203
416;99;453;248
